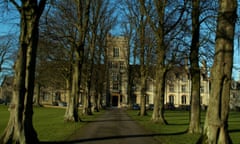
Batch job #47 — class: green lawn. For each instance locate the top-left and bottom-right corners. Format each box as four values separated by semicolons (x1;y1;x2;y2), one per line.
127;110;240;144
0;105;104;142
1;105;239;143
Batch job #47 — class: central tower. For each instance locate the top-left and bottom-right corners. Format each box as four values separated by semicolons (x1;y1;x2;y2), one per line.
106;35;128;107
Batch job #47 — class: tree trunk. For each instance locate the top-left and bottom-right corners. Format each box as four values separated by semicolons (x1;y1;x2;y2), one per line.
0;1;46;143
152;66;168;124
188;0;201;134
139;77;147;116
151;0;167;121
64;77;77;122
34;83;42;107
95;93;101;112
64;61;81;122
64;0;90;121
198;0;237;143
87;79;93;115
82;86;89;115
138;5;147;116
189;71;201;133
139;0;168;124
86;34;96;115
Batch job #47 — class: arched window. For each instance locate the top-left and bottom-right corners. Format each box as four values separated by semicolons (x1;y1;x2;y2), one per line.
169;95;174;104
181;95;186;104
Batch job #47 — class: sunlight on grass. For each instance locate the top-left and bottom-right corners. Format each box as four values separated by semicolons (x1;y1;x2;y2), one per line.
0;105;105;142
127;110;240;144
0;105;9;133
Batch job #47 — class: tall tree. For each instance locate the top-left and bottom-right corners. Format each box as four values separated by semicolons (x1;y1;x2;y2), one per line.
35;38;68;106
84;0;116;115
40;0;91;121
149;0;167;124
198;0;237;143
140;0;186;124
138;0;148;116
40;0;82;120
188;0;201;134
0;0;46;143
122;0;155;116
64;0;91;122
140;0;167;123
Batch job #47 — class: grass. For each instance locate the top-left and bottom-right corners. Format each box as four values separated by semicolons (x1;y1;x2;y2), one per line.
1;105;239;143
127;110;240;144
0;105;10;133
0;105;105;142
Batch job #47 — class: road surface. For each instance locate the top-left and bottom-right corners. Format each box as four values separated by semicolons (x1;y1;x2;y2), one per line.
67;108;160;144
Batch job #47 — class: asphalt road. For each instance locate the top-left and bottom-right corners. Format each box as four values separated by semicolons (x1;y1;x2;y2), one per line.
67;108;160;144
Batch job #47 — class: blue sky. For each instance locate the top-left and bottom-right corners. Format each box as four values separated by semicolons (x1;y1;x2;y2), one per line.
1;22;239;81
0;2;240;81
233;38;240;80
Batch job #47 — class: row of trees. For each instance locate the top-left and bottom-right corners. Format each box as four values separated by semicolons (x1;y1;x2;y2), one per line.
37;0;117;116
122;0;237;143
1;0;118;143
0;0;238;143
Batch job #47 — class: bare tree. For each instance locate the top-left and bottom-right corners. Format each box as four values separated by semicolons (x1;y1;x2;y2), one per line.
0;0;46;143
140;0;186;124
198;0;237;143
0;35;15;75
35;38;68;106
83;0;116;115
188;0;201;134
122;0;157;116
42;0;90;122
0;39;8;73
64;0;91;122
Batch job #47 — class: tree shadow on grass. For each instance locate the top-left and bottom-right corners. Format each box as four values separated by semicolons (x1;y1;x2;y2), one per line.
228;129;240;133
167;123;189;126
82;119;134;123
40;131;188;144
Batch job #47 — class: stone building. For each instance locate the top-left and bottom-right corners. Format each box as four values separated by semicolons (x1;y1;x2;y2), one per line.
105;35;129;107
1;35;240;110
130;64;210;109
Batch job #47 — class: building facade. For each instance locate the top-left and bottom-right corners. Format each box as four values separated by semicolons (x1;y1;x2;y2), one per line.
104;35;210;108
131;65;210;109
103;36;235;110
105;35;129;107
1;35;240;110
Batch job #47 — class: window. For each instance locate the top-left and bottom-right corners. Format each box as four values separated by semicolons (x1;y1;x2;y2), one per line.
112;72;118;81
113;82;119;90
181;95;186;104
120;61;124;69
109;61;118;69
169;84;174;92
181;85;186;92
42;92;49;101
169;95;174;104
113;47;119;57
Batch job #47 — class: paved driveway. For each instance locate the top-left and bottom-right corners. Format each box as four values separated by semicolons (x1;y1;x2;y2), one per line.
67;108;160;144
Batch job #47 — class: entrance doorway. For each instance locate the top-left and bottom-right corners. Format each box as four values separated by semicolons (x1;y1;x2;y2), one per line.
112;96;118;106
